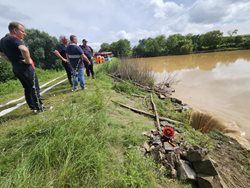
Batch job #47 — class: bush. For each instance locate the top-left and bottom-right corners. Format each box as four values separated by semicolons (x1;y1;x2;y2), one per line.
0;57;15;82
115;59;155;87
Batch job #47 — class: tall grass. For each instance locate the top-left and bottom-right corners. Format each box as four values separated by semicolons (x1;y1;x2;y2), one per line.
97;58;155;87
0;72;161;187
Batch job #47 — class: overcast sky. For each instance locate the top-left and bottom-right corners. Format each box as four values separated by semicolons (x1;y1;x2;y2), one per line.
1;0;250;50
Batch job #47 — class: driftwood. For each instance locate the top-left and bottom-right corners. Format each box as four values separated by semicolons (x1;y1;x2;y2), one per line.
112;100;183;125
150;94;161;131
109;74;154;92
109;74;175;97
131;94;146;98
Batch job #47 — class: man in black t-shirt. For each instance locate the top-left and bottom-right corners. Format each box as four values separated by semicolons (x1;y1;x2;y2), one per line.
79;39;95;79
0;22;43;113
54;36;73;86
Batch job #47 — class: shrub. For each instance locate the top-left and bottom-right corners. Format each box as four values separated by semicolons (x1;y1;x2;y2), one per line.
0;57;15;82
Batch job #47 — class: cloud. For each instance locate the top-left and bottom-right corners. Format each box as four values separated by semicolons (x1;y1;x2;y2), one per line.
150;0;185;18
189;0;229;24
189;0;250;24
1;0;250;50
0;2;30;21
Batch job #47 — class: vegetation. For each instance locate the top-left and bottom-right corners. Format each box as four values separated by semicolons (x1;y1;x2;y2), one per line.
2;58;249;187
0;61;194;187
97;58;154;87
99;39;132;58
100;29;250;58
0;66;64;104
0;56;15;82
24;29;61;70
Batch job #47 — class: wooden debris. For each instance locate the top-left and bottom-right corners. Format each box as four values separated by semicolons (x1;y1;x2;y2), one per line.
112;100;183;125
150;93;161;131
131;94;146;98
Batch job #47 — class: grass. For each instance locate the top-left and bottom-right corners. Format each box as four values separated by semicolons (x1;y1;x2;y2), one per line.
113;81;142;95
97;58;154;87
0;74;159;187
0;59;216;187
0;61;192;187
0;68;64;104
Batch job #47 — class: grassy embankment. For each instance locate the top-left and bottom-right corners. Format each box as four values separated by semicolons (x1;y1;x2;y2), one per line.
0;58;249;187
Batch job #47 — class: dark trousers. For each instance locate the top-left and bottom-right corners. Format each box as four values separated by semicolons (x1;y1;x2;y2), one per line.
84;61;95;78
13;66;43;111
62;62;73;86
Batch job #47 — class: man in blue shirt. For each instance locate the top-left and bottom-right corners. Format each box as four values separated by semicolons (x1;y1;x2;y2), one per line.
66;35;90;91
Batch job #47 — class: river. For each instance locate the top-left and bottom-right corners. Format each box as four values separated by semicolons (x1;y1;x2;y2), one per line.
129;50;250;141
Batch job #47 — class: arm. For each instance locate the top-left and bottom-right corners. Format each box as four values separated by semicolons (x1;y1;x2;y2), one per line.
54;50;68;62
89;46;94;56
18;45;33;65
66;54;70;63
81;53;90;65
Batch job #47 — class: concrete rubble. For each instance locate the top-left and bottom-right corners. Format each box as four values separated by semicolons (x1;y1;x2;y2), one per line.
141;122;226;188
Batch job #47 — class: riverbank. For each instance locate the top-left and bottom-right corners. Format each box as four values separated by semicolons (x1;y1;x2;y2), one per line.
0;60;249;187
0;63;191;187
128;50;250;144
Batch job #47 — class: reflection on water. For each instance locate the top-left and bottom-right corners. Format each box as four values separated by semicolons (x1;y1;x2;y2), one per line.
130;50;250;72
128;50;250;140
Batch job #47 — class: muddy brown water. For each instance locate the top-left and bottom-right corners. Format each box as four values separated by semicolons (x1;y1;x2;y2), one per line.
128;50;250;147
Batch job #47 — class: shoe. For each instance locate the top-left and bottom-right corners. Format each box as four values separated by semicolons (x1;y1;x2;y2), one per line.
72;88;78;92
32;109;42;114
32;109;38;113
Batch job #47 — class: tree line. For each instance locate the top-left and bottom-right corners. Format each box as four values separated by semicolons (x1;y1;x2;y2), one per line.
99;30;250;57
1;28;250;82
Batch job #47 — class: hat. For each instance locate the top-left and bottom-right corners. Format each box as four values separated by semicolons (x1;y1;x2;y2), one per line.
82;39;88;43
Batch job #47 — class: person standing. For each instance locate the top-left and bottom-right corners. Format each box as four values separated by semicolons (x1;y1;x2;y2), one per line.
79;39;95;79
0;22;43;113
66;35;90;91
54;36;73;86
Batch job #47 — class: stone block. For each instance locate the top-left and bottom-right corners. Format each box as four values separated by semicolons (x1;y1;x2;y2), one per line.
177;159;196;180
193;160;218;176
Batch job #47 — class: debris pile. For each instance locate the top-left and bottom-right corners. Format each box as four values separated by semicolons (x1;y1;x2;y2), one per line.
141;122;227;188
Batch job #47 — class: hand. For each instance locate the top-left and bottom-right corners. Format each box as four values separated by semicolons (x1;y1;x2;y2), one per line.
31;59;36;69
63;58;68;63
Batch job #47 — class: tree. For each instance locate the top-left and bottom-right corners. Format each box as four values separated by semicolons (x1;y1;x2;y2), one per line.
132;36;165;57
24;29;59;69
242;36;250;49
165;34;193;55
110;39;132;57
189;34;202;51
234;35;243;47
178;39;193;54
99;43;111;52
0;56;15;82
200;30;223;49
155;35;167;55
227;29;238;37
166;34;184;54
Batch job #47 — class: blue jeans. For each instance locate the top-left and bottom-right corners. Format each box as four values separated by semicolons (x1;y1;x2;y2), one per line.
72;68;85;90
